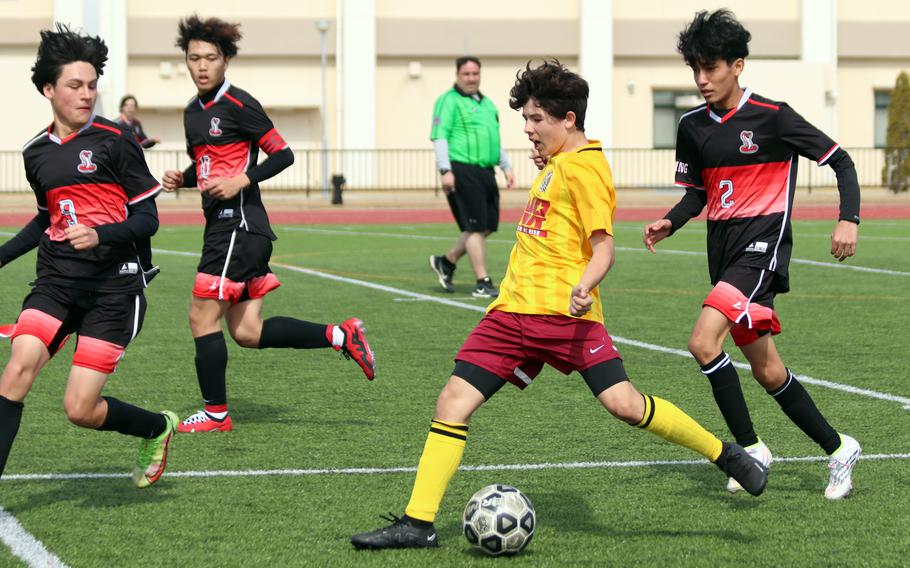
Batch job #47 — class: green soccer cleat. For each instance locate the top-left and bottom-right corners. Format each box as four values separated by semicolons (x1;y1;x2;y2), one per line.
132;411;178;488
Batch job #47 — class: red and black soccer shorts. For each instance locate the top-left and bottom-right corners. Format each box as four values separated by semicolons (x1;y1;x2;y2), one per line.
453;310;627;398
11;284;146;374
194;229;281;304
704;264;783;347
447;161;500;233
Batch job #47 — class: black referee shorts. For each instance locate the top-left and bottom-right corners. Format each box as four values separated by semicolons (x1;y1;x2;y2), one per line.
448;161;499;233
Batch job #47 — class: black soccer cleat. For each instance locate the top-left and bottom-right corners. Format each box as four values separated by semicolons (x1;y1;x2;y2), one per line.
716;442;769;496
472;277;499;299
429;255;455;293
351;513;439;550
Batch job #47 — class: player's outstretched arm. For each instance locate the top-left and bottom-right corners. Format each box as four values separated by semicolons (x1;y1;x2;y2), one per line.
0;211;49;268
830;220;858;262
643;219;672;253
654;188;708;249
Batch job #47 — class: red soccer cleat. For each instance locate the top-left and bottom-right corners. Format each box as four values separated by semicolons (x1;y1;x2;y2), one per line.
337;318;376;380
177;410;233;433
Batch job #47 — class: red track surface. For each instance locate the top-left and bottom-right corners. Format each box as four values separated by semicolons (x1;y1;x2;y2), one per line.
0;205;907;227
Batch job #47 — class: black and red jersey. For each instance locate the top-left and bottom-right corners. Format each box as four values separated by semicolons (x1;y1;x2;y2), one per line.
182;80;288;240
673;88;845;291
22;115;162;292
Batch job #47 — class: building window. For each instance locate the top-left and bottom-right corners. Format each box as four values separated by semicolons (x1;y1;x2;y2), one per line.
653;90;701;149
874;91;890;148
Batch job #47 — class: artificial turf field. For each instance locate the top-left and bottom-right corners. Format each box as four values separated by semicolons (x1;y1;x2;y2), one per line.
0;219;908;567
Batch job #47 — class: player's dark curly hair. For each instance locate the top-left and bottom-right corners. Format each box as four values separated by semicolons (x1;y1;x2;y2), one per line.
508;60;588;131
678;9;750;67
30;23;107;94
176;15;242;58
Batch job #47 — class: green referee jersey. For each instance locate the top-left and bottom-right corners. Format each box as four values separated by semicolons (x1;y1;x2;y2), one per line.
430;85;502;168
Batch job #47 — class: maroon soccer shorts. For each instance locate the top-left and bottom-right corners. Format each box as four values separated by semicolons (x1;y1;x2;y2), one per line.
454;310;622;389
704;265;782;346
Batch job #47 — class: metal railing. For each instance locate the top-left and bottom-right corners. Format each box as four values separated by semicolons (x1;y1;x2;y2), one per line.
0;147;894;193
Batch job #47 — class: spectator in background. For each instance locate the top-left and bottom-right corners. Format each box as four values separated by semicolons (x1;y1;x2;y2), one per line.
116;94;160;149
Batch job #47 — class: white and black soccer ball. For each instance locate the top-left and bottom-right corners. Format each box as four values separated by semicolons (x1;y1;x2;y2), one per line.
462;484;536;556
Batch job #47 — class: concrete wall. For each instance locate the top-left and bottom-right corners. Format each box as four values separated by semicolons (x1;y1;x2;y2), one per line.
1;0;910;151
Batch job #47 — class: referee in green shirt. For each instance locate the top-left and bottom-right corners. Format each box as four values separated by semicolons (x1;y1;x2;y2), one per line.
429;56;515;298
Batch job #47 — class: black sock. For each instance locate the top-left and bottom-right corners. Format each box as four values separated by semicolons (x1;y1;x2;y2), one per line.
99;396;166;438
259;317;331;349
0;395;24;478
476;277;493;285
700;352;759;447
195;331;228;406
769;369;840;454
99;397;167;438
440;256;456;270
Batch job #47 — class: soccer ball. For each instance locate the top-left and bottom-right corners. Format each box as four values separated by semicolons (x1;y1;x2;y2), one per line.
462;484;536;556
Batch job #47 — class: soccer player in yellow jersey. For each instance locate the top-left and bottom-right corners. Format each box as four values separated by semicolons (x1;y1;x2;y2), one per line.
351;61;768;550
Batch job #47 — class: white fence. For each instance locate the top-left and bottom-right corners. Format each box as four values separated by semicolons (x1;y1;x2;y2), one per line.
0;147;890;193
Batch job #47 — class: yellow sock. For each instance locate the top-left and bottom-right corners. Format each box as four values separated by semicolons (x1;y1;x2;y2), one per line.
404;419;468;523
636;394;723;462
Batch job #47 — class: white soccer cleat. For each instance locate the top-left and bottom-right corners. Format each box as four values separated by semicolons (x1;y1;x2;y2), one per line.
727;439;772;493
825;433;861;500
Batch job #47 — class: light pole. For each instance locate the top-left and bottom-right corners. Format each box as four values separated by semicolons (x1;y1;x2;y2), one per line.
316;18;330;199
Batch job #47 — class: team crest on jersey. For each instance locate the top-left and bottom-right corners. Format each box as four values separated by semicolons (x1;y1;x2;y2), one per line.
538;171;553;193
739;130;759;154
77;150;97;173
209;117;223;137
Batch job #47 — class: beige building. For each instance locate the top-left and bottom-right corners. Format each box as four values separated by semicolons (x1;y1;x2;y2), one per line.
0;0;908;188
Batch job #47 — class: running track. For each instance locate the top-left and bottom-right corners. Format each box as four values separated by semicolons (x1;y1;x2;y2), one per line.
1;204;908;226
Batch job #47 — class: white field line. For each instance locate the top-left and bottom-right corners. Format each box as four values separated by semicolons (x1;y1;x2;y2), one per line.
0;507;69;567
148;248;910;410
3;453;909;483
6;228;906;276
282;227;910;276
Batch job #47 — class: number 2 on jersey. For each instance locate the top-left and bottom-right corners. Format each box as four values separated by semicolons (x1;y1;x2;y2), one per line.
59;199;78;226
719;179;734;209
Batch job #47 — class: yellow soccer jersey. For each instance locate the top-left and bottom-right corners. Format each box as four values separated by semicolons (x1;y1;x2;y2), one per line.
488;140;616;323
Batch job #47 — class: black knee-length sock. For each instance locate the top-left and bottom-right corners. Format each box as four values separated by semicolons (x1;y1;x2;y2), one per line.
99;396;166;439
258;317;331;349
0;395;24;478
700;352;759;447
195;331;229;406
768;369;840;454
